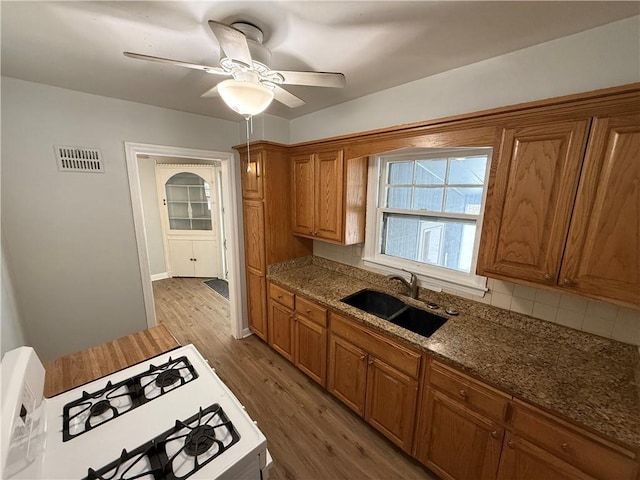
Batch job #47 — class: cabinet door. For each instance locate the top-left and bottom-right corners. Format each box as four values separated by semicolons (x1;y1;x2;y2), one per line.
167;239;195;277
315;149;344;242
478;120;589;284
243;200;266;275
294;315;327;386
560;113;640;306
291;154;315;236
327;334;368;416
268;300;295;362
192;240;219;278
417;388;504;480
365;357;418;453
247;271;267;341
241;150;263;199
497;433;595;480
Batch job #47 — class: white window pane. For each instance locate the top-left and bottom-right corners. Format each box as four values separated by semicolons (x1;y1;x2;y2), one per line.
386;187;412;208
444;187;484;214
388;162;413;184
415;159;446;185
413;187;443;211
382;214;476;273
449;156;487;185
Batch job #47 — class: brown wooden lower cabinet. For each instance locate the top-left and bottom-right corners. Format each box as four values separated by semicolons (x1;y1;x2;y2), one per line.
416;388;504;480
247;271;267;341
327;314;421;454
268;299;295;361
365;357;418;452
327;333;368;416
294;315;327;386
496;432;594;480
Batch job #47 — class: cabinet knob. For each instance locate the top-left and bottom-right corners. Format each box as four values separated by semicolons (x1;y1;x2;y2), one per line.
560;442;569;451
368;359;373;365
490;431;498;439
277;295;283;299
562;278;574;286
459;389;467;399
543;273;551;280
306;309;312;314
359;355;366;361
193;258;197;261
507;440;515;449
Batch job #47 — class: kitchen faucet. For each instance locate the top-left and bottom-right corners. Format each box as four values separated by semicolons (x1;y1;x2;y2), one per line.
386;271;419;299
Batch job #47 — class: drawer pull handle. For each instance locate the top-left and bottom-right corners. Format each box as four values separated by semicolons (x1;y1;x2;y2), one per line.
490;431;498;439
561;442;569;451
459;389;467;399
306;309;312;314
277;295;282;298
507;441;515;449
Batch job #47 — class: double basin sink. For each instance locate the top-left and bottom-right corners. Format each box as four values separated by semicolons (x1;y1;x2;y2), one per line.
340;289;448;337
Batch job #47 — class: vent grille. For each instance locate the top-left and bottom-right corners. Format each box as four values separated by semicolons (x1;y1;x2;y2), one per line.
55;145;104;173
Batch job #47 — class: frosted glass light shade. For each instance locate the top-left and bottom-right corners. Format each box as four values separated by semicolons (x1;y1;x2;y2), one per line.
217;79;275;117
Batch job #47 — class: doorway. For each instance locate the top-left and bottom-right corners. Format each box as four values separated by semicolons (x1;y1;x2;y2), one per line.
124;143;245;339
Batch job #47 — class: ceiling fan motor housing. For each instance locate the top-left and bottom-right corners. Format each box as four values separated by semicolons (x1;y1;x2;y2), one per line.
230;22;271;68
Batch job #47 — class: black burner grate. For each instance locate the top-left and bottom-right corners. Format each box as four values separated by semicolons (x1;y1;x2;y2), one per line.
84;404;240;480
62;356;198;442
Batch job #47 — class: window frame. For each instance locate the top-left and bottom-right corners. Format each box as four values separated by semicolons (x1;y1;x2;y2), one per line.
363;148;492;296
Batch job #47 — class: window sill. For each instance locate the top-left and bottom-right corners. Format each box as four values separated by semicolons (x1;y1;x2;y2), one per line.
362;256;488;298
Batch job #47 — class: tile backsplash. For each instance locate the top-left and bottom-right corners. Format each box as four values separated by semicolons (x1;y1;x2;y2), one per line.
313;241;640;346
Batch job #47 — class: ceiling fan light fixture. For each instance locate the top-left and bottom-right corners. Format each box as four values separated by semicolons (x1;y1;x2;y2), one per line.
217;79;274;117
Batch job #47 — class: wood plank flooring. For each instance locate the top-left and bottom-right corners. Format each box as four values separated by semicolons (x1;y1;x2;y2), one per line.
153;277;434;480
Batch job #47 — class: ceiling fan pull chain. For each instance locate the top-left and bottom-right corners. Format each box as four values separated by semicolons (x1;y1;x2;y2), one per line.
246;116;251;173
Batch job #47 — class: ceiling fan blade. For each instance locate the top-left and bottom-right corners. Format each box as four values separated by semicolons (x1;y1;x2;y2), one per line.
208;21;253;67
273;85;305;108
272;70;346;88
201;85;219;98
123;52;229;76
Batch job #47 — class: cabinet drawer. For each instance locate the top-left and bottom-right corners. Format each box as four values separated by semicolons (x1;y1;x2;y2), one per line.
510;401;638;480
295;296;327;327
429;361;510;423
330;312;421;379
269;283;295;310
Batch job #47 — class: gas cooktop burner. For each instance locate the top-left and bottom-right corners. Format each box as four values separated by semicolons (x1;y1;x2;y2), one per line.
155;369;181;388
84;404;240;480
62;356;198;441
184;424;217;456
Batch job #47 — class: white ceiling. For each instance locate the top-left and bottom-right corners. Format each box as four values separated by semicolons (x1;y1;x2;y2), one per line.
2;1;638;122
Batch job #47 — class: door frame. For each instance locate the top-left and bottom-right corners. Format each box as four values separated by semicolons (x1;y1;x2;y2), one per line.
124;142;245;339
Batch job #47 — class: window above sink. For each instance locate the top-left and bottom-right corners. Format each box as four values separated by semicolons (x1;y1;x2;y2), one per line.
363;148;492;297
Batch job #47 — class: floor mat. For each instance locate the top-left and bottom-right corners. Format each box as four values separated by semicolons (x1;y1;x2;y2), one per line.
203;278;229;300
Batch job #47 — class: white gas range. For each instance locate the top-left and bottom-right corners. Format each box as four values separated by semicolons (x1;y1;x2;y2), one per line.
1;344;272;479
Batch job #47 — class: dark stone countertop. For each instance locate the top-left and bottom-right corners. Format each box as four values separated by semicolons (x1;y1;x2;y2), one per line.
267;256;640;451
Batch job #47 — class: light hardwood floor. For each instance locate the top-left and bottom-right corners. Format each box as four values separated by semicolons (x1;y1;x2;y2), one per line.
153;277;434;480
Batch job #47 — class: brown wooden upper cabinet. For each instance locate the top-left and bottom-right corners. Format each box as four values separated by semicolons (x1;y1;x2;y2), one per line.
478;112;640;307
291;149;367;245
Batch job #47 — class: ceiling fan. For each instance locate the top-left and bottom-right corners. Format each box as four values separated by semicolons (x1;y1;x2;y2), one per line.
124;20;346;117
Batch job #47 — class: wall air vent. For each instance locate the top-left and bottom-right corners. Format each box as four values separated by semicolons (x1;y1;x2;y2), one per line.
55;145;104;173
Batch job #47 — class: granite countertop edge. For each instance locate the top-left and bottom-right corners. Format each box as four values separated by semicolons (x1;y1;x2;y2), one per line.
266;256;640;452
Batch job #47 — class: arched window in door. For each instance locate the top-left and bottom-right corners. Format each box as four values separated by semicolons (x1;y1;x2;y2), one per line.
165;172;212;231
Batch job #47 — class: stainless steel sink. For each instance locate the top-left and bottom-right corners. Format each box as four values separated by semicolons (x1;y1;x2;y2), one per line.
340;289;448;337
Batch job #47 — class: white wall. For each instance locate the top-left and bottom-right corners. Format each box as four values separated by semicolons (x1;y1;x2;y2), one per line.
1;77;240;361
291;16;640;143
1;235;29;356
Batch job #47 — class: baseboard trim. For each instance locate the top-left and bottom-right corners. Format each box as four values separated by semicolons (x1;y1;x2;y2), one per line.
151;272;169;282
241;328;253;338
